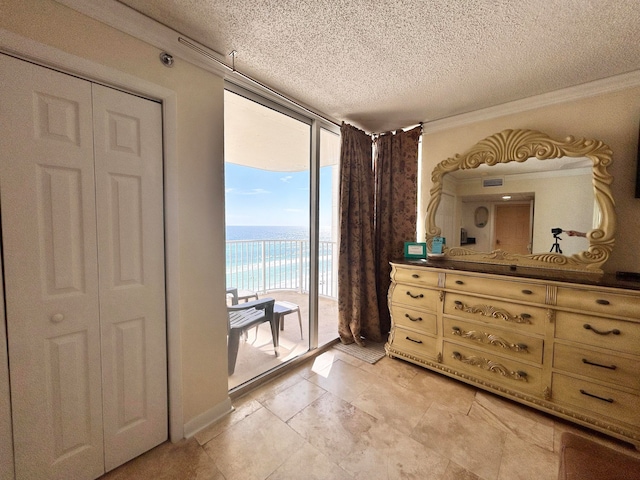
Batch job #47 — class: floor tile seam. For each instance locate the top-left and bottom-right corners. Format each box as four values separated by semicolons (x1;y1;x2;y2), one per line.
262;385;330;423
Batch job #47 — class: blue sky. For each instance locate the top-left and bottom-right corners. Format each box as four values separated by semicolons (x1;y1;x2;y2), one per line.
225;163;335;227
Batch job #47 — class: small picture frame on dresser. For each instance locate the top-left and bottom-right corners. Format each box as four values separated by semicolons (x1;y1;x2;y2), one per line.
404;242;427;259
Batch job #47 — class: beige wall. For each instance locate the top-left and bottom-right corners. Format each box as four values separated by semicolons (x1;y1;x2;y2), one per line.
0;0;230;431
421;87;640;274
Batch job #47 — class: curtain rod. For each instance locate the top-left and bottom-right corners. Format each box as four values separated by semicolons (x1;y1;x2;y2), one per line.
177;37;340;128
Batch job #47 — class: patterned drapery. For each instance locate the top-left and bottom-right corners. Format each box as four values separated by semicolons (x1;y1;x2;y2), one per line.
374;126;422;336
337;123;421;344
337;123;380;345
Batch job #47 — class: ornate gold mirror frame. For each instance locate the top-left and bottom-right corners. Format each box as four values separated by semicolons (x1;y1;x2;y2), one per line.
425;129;615;273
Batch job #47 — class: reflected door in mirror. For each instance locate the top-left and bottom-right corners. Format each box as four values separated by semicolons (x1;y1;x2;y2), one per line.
494;204;531;254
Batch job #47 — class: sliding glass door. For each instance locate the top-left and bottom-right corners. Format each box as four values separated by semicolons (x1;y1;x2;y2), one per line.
224;85;339;389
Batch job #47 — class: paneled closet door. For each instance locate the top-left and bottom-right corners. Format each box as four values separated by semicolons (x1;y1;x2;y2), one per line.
92;85;167;471
0;54;168;479
0;54;105;480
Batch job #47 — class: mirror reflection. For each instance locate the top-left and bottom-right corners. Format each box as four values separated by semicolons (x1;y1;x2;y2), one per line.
426;129;615;272
438;156;595;257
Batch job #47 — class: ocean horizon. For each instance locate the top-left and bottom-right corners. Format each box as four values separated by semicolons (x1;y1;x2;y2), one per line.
226;225;332;242
225;225;336;296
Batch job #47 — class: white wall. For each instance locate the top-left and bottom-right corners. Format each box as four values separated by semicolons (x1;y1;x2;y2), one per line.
0;0;230;438
420;86;640;274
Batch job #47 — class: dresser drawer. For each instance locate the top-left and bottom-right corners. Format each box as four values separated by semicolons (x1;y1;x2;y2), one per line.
389;326;438;359
390;284;440;311
391;305;437;335
553;343;640;391
442;342;542;395
444;293;547;334
555;312;640;355
444;317;543;364
556;287;640;318
552;373;640;428
392;266;440;287
445;273;546;304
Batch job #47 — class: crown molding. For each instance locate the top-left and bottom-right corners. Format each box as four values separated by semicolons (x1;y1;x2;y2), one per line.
422;70;640;134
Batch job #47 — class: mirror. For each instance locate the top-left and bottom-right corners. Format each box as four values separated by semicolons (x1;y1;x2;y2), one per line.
474;206;488;228
425;129;615;273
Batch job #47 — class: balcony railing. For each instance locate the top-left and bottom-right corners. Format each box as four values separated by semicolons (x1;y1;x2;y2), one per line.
226;239;338;298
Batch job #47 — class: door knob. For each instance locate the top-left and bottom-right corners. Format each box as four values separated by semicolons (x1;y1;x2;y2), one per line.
51;313;64;323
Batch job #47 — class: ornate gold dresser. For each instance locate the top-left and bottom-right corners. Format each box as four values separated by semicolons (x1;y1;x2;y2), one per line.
386;260;640;447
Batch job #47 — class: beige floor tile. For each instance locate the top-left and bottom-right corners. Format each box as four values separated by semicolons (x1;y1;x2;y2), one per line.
203;407;304;480
307;359;379;403
287;391;378;465
99;438;224;480
350;375;432;435
404;368;477;414
440;461;485;480
411;403;505;480
358;355;422;387
339;420;449;480
262;378;327;422
195;398;263;445
497;433;558;480
468;391;555;451
266;442;354;480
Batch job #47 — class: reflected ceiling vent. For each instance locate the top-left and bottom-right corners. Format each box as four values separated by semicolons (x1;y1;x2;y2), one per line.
482;178;504;187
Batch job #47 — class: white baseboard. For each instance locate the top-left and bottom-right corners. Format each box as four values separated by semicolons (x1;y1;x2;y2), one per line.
182;397;234;439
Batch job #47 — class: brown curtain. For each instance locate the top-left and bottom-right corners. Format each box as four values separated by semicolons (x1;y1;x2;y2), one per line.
374;126;422;336
337;123;381;345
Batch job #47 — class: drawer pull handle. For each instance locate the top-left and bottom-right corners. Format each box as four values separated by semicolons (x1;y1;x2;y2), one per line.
580;389;614;403
406;291;424;299
583;324;620;336
521;289;533;295
582;358;617;370
405;313;422;322
520;313;532;319
595;299;610;305
406;336;423;344
412;274;420;278
455;280;464;285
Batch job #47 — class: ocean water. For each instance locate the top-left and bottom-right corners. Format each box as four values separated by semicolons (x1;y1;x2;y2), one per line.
225;225;336;296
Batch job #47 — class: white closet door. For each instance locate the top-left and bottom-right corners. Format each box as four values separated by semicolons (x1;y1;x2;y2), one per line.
0;54;105;479
92;85;167;471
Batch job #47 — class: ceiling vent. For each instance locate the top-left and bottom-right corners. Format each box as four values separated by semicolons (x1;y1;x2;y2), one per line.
483;178;504;187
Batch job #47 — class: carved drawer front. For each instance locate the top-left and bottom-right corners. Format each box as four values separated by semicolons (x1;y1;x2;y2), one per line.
444;318;543;364
444;294;547;334
390;326;438;359
553;343;640;391
445;273;546;304
391;305;437;335
391;284;440;311
556;287;640;319
555;312;640;355
552;373;640;428
393;267;440;287
442;342;542;395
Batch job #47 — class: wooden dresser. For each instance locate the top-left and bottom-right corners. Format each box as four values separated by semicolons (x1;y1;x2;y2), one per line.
386;260;640;447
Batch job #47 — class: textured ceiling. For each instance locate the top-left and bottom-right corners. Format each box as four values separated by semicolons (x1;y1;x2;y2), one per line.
119;0;640;133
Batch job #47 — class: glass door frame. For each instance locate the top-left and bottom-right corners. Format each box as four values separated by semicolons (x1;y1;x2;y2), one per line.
224;81;340;364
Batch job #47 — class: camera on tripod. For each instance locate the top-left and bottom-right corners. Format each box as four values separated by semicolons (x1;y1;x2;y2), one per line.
550;227;563;253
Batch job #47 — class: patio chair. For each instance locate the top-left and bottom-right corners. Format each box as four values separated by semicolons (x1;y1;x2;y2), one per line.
227;297;279;375
226;287;259;305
